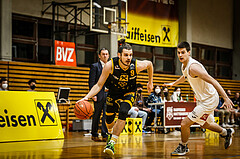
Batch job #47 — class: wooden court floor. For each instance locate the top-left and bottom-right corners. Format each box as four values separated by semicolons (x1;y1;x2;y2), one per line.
0;128;239;159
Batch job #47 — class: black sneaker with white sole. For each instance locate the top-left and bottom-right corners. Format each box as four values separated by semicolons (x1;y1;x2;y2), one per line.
171;143;189;156
220;128;235;149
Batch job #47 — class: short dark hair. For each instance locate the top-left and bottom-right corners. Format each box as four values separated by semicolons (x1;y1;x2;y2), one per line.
136;83;143;88
177;41;191;52
0;77;7;83
99;48;109;55
153;85;160;90
118;39;132;53
174;87;180;91
28;79;36;85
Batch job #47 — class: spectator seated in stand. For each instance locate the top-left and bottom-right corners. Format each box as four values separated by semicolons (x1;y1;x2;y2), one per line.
146;85;163;126
127;83;151;133
171;87;184;102
27;79;37;91
221;89;232;126
161;86;171;103
231;92;240;127
214;98;231;128
0;77;8;91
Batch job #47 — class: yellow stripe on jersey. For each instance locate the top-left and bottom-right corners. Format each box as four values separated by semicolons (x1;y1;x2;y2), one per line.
136;59;138;74
122;100;133;107
124;92;135;96
111;58;114;74
106;112;115;116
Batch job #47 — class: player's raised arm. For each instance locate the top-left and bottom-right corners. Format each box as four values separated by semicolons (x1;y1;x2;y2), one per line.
136;60;153;93
189;63;234;109
78;60;112;102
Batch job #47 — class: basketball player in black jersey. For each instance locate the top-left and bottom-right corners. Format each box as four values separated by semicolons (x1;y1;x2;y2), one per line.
77;40;153;157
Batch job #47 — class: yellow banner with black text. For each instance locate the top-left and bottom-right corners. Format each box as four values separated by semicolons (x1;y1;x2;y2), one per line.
126;14;178;47
0;91;64;142
125;0;178;47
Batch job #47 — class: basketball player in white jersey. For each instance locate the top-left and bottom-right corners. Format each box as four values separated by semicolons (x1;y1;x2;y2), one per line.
164;41;235;156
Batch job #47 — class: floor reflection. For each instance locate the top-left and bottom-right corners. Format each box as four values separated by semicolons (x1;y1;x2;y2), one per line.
0;139;64;158
0;129;239;159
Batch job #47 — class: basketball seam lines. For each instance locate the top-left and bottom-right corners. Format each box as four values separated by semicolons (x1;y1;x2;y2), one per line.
83;101;89;114
75;104;88;116
74;107;88;119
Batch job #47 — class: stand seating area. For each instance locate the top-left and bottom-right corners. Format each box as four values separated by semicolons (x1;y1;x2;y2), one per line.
1;61;240;126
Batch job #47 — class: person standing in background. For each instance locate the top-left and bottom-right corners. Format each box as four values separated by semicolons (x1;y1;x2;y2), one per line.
89;48;109;142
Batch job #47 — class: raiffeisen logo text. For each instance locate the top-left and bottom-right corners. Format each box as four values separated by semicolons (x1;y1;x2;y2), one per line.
0;109;36;127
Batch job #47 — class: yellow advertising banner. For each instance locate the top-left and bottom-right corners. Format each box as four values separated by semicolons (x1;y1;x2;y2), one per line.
125;0;178;47
0;91;64;142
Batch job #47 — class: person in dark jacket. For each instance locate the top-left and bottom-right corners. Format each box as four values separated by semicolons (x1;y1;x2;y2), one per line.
89;48;109;142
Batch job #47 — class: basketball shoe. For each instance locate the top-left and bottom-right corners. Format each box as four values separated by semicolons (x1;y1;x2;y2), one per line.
171;143;189;156
220;128;235;149
103;141;115;156
106;133;112;143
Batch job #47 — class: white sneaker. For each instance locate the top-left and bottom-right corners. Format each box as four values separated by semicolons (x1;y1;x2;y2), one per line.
226;124;233;128
222;123;226;128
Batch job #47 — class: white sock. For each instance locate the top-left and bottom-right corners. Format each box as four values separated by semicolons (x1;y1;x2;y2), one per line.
110;134;118;144
220;128;227;136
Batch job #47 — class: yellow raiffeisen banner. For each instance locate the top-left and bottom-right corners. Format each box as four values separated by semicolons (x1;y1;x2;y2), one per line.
125;0;178;47
0;91;64;142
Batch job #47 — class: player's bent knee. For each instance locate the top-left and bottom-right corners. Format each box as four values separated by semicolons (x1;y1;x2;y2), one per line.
143;111;148;117
132;111;138;118
181;121;186;128
118;111;128;120
118;102;131;120
181;118;191;128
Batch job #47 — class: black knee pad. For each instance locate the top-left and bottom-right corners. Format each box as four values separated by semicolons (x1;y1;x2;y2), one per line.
106;113;116;124
118;102;131;120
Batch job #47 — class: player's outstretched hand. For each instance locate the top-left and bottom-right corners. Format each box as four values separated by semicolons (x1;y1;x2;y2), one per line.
147;82;153;93
76;97;88;104
221;97;234;109
162;82;174;88
92;96;97;102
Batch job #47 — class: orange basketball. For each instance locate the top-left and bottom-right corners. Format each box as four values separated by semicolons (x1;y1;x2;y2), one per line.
74;100;93;120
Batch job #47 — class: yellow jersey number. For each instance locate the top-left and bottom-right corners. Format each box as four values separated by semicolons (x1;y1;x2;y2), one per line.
130;70;134;76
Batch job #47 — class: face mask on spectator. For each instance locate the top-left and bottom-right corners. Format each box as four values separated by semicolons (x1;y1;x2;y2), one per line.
155;88;161;94
30;85;36;90
2;84;8;89
137;89;142;93
175;91;180;96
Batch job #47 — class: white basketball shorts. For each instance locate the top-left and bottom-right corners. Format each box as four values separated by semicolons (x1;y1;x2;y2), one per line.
188;98;219;126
